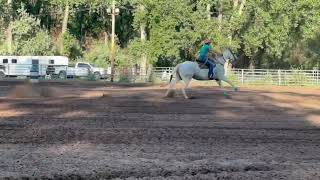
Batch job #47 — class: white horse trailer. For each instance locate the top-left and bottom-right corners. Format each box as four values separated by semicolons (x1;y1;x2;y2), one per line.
0;56;69;78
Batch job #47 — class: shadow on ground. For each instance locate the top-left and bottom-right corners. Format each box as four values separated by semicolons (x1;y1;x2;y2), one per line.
0;81;319;179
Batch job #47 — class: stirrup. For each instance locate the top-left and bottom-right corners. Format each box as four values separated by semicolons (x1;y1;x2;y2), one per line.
208;74;215;80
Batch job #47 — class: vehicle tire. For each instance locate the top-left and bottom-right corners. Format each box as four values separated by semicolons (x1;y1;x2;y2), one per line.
0;71;5;79
94;72;101;80
59;71;67;79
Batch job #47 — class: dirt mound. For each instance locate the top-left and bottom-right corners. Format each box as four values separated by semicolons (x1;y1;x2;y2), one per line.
8;83;108;99
9;83;63;98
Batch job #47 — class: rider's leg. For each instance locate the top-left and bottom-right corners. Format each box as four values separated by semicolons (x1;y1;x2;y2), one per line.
206;61;215;79
199;56;211;79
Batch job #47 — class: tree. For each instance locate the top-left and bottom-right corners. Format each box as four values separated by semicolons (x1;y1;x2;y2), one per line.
0;0;319;69
9;8;53;55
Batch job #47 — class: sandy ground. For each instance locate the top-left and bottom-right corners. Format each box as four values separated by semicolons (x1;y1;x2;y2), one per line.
0;80;320;179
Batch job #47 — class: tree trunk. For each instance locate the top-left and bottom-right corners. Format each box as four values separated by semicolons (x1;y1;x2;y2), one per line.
6;0;12;54
207;4;211;20
233;0;239;9
249;59;255;69
239;0;246;15
104;32;109;46
139;5;148;77
60;1;69;54
218;4;223;30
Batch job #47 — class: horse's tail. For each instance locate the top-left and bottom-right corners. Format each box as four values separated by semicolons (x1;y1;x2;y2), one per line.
160;65;180;87
169;74;173;83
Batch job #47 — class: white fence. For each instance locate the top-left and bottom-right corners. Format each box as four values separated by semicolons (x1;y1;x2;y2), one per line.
152;67;320;86
1;64;319;86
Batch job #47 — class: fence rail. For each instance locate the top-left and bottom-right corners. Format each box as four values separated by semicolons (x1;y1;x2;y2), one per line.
1;64;319;86
152;67;320;86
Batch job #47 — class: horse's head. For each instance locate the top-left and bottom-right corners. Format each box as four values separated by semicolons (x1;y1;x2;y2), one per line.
214;48;238;65
225;48;238;62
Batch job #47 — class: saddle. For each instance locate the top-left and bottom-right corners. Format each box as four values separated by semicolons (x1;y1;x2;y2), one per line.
195;58;219;81
196;58;216;69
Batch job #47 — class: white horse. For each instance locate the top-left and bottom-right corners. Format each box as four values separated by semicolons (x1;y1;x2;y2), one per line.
165;48;238;99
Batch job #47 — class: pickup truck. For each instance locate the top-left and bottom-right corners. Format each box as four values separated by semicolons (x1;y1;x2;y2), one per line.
54;62;108;80
40;62;108;80
75;62;108;79
49;65;89;79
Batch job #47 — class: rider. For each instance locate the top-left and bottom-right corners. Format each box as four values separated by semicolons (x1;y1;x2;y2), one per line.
198;39;216;79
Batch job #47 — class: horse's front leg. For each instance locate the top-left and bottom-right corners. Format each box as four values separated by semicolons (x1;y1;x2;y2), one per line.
216;79;229;97
216;77;238;98
222;77;238;92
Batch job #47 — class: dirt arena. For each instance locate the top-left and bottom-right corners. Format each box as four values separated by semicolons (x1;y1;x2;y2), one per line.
0;81;320;179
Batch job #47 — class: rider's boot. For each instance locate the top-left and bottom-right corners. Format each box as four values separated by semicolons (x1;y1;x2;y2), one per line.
208;73;214;80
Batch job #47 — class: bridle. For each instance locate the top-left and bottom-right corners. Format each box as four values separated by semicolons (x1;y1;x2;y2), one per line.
228;48;237;62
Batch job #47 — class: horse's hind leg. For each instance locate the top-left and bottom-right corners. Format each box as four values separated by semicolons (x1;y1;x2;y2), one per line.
181;78;192;99
165;79;177;98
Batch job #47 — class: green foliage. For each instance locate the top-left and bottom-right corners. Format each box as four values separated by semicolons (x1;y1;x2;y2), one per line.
0;0;319;70
239;0;320;68
1;8;53;55
83;40;133;68
118;74;130;83
18;31;53;56
84;42;110;67
59;31;83;59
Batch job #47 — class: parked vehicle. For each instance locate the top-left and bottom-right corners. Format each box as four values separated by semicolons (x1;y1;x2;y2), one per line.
51;65;89;79
71;62;109;80
0;56;67;77
0;56;91;79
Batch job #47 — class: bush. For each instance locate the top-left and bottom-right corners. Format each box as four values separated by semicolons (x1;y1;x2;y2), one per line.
84;42;110;67
118;74;130;83
58;31;82;60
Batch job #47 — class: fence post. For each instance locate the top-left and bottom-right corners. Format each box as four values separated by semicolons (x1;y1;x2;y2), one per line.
284;71;287;86
317;69;320;85
314;70;316;85
241;69;244;85
278;69;281;86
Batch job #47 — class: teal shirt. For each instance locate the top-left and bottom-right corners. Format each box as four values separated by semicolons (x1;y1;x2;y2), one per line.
199;44;212;58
